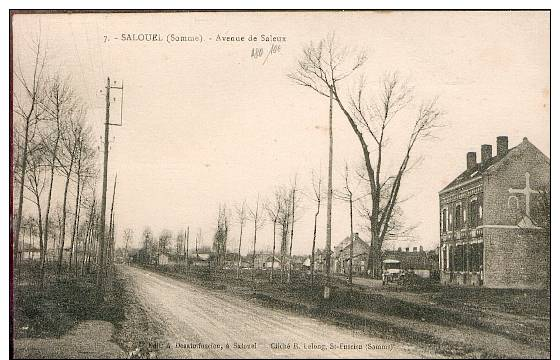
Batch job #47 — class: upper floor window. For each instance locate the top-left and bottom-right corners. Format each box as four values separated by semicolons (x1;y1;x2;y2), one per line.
469;199;479;227
455;204;462;229
442;208;448;232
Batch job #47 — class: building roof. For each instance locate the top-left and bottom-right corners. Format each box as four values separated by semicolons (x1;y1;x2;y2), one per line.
439;137;548;194
440;150;509;193
334;234;369;253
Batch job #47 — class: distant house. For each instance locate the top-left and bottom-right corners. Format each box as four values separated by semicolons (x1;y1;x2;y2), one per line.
382;247;438;278
264;256;281;270
254;252;281;270
333;233;370;275
330;233;437;277
191;253;212;267
158;253;169;265
439;136;550;288
311;249;328;273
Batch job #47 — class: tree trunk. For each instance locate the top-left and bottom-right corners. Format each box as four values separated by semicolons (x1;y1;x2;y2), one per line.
236;222;243;280
14;118;31;268
311;204;319;286
270;220;277;282
69;142;82;271
57;156;75;275
288;188;295;283
34;193;44;282
251;218;258;283
42;134;60;282
348;196;354;286
185;227;189;273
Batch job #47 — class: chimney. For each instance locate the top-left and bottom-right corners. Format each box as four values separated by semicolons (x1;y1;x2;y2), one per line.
496;136;508;157
419;246;424;252
481;144;492;163
467;152;477;170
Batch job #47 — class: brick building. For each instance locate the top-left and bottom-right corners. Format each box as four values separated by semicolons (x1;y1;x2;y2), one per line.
439;136;550;288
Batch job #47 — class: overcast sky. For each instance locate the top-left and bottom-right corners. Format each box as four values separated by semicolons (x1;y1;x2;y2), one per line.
13;11;550;255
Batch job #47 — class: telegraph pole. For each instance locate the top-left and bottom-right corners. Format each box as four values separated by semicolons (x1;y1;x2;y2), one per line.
324;86;334;300
96;77;123;291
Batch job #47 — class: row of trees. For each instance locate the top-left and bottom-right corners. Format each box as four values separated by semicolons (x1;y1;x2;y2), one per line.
13;39;115;286
208;178;305;284
131;34;440;286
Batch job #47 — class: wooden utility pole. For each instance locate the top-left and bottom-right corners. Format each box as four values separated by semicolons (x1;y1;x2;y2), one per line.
348;190;354;286
96;77;123;291
324;87;334;299
106;175;117;287
96;77;111;289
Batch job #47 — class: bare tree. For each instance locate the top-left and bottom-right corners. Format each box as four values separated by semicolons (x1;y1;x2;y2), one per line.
266;190;283;282
13;37;47;266
69;125;96;273
213;204;230;269
278;188;291;283
184;227;190;272
141;227;154;264
290;35;443;278
334;163;362;286
287;177;303;283
57;107;87;274
235;200;248;280
309;169;323;286
41;74;77;279
158;229;172;258
248;195;266;283
175;230;185;256
81;188;97;275
21;140;48;271
123;228;133;265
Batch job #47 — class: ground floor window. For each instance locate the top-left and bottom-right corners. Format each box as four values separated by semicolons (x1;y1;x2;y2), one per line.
447;242;484;272
442;247;448;271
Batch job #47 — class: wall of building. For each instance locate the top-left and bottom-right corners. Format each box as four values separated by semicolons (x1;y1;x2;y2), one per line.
482;140;550;289
484;227;549;289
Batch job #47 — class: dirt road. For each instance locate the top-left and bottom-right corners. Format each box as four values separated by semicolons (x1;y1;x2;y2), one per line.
124;265;433;359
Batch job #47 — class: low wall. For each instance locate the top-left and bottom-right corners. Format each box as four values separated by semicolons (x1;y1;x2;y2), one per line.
440;271;482;286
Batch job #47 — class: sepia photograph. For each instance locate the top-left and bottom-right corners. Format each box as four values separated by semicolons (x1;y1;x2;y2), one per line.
9;10;551;359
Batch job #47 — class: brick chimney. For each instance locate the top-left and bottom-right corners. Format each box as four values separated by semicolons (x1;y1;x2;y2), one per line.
496;136;508;157
467;151;477;170
481;144;492;163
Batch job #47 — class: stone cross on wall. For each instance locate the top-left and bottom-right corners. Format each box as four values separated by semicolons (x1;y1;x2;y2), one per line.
508;172;539;218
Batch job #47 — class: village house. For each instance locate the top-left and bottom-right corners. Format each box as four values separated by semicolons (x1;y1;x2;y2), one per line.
383;247;438;278
254;252;281;270
439;136;550;288
330;233;437;277
332;233;369;275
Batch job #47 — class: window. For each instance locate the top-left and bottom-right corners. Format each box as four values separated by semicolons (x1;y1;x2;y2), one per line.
469;199;479;227
455;204;462;229
442;209;447;232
